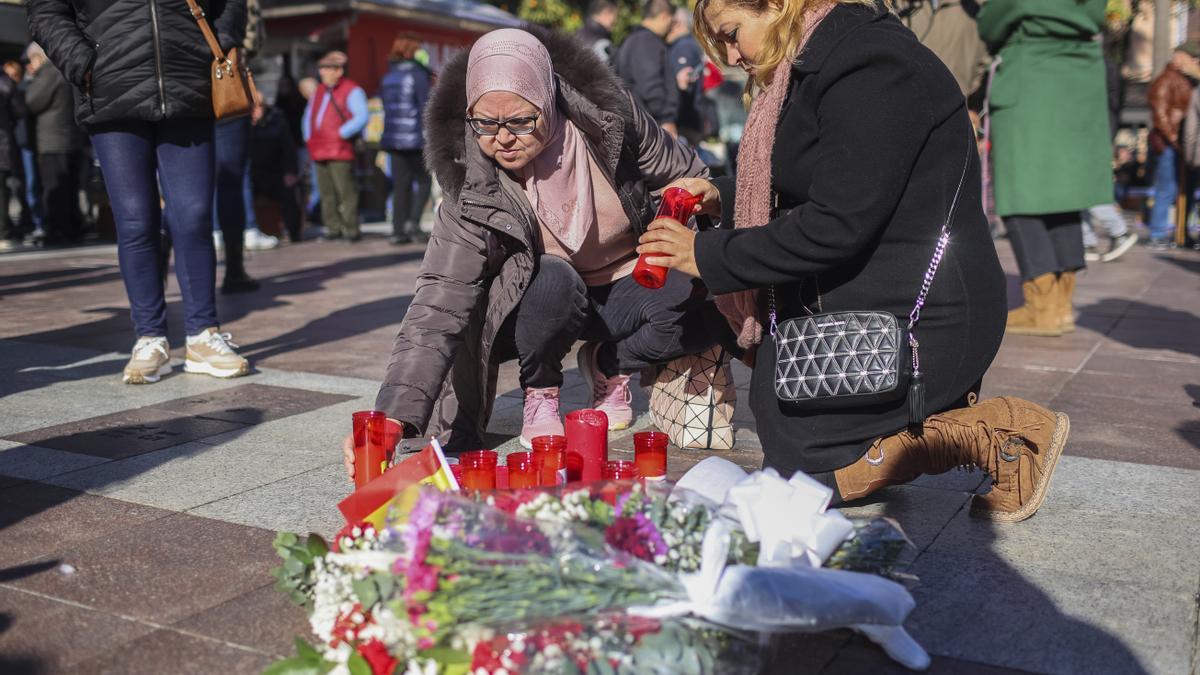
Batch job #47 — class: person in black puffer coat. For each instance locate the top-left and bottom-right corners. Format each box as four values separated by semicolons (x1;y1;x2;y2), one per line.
378;35;432;245
27;0;251;385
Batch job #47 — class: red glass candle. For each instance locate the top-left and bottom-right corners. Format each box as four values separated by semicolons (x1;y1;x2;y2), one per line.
461;450;498;491
352;410;388;488
633;187;702;289
565;409;608;482
633;431;669;481
602;460;639;480
506;451;538;489
447;458;463;488
531;435;567;486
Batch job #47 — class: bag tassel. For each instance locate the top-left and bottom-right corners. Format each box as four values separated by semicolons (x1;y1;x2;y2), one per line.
907;372;925;427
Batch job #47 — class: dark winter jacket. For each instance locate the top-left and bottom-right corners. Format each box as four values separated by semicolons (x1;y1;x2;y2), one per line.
0;77;16;172
25;63;81;154
575;19;614;65
11;79;33;152
693;1;1007;475
26;0;246;129
615;26;678;125
379;59;431;152
374;27;706;452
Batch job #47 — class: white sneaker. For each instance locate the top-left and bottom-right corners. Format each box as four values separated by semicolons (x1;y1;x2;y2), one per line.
184;328;250;378
244;229;280;251
123;336;171;384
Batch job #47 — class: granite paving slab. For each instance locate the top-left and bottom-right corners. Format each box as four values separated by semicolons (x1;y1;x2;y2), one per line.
186;463;350;538
6;513;280;625
171;583;310;659
146;383;356;425
0;482;172;568
908;548;1193;674
836;484;972;552
820;636;1038;674
42;437;338;512
3;408;248;460
0;441;110;483
70;628;276;675
0;586;158;672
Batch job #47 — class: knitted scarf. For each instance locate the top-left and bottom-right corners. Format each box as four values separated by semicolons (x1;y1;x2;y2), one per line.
715;2;835;349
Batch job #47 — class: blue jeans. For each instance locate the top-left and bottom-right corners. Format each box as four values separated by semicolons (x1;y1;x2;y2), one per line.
91;118;217;337
1148;146;1179;242
21;147;41;230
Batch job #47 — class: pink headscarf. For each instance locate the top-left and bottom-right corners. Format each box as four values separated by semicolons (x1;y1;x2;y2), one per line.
715;2;834;349
466;29;595;253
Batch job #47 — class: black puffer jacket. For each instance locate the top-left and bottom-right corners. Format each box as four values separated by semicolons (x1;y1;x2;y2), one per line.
26;0;246;129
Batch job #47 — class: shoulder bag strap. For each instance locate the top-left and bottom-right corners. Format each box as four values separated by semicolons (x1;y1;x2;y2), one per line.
185;0;229;63
904;129;975;378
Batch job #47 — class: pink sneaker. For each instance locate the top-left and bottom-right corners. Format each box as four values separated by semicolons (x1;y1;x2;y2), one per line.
520;387;564;449
577;342;634;430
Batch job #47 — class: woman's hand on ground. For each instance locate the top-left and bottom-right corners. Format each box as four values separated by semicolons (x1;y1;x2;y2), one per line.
665;177;721;217
638;218;700;278
342;433;355;482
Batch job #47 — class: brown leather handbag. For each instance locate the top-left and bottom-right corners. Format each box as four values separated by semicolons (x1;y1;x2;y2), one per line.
185;0;257;120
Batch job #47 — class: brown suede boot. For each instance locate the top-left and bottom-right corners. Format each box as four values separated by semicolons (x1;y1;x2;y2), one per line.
1057;271;1076;333
1006;273;1063;337
834;396;1069;522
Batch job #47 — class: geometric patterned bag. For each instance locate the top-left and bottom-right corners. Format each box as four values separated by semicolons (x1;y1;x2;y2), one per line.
773;310;909;406
649;346;736;450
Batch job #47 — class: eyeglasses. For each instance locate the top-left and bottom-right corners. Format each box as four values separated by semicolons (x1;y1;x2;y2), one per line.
466;114;539;136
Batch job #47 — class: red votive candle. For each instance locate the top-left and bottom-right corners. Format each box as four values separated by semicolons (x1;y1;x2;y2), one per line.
531;435;567;486
506;451;538;489
565;409;609;482
446;458;463;488
352;410;388;488
633;431;669;481
602;460;639;480
633;187;702;289
461;450;498;491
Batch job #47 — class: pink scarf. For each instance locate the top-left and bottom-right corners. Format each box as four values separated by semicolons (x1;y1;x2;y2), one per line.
466;29;595;253
715;3;834;349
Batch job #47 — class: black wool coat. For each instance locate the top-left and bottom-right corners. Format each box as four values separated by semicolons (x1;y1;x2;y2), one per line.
26;0;246;129
694;1;1007;475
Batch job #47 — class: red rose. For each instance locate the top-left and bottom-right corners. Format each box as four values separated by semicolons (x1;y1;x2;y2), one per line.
359;639;398;675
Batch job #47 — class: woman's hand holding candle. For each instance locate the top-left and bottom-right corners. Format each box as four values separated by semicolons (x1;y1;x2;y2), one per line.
638;218;700;279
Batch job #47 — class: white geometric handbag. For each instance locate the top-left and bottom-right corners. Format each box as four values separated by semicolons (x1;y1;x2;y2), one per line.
649;346;736;451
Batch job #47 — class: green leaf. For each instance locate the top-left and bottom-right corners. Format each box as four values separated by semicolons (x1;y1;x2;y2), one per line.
352;578;380;608
420;646;470;666
262;657;322;675
275;532;300;549
294;637;321;661
306;534;330;557
346;651;372;675
284;557;307;575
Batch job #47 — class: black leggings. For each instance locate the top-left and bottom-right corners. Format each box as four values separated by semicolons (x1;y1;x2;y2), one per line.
1004;212;1085;281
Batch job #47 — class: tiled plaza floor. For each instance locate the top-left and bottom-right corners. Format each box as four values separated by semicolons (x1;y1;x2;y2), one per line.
0;228;1197;674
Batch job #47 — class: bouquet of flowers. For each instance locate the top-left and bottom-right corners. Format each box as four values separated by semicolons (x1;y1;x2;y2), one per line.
268;461;928;675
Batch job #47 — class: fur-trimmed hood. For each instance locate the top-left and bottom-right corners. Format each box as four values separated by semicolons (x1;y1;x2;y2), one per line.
423;25;631;199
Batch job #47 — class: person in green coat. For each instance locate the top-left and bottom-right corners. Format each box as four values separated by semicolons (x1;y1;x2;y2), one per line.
978;0;1111;338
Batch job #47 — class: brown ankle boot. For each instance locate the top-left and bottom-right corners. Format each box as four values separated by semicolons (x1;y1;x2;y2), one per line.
1057;271;1076;333
1006;273;1062;337
834;396;1069;522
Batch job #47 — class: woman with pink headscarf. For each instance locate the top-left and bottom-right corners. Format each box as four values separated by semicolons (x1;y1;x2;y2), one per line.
343;27;722;466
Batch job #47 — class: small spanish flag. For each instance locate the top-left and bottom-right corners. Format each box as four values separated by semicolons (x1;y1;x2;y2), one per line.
337;439;458;528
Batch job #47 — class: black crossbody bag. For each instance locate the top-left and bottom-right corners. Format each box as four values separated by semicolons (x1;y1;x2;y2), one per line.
770;135;973;426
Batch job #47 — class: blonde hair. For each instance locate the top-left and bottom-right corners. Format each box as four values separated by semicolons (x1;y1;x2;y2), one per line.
694;0;884;95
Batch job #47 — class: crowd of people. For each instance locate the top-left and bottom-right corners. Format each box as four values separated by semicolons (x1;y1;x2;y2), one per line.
22;0;1197;518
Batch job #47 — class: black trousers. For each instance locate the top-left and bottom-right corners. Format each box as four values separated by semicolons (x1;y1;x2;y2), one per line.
390;149;431;237
39;152;82;243
493;255;725;390
1004;212;1086;281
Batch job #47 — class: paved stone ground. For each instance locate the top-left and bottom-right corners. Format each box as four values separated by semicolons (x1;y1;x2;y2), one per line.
0;226;1197;674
